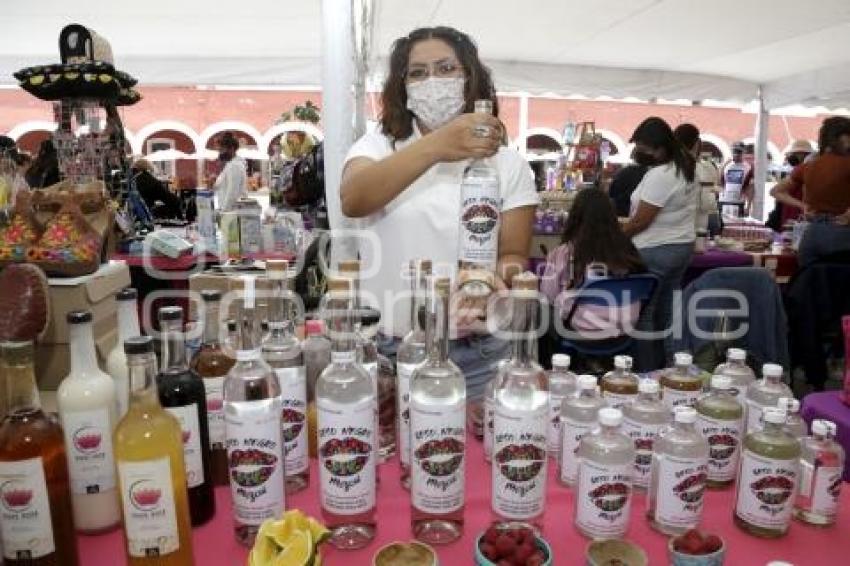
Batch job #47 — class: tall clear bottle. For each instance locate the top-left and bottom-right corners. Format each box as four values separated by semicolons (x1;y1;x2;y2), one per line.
712;348;755;405
156;306;215;526
0;341;79;566
559;375;606;487
794;419;844;526
546;354;577;462
574;407;635;539
304;319;331;458
262;260;308;493
491;273;548;531
647;406;709;535
115;336;194;565
397;259;431;489
189;289;234;486
316;277;377;549
696;375;744;488
410;277;466;544
660;352;702;412
622;379;670;490
57;310;120;533
745;364;793;435
224;276;285;547
600;355;639;410
734;407;801;538
483;359;509;463
106;287;140;418
777;397;807;440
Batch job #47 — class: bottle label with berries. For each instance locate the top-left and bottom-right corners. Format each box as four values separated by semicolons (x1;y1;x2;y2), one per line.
546;393;566;456
397;362;421;468
164;403;205;488
410;399;465;514
576;459;632;537
276;367;308;476
225;397;286;526
61;407;117;495
559;415;595;484
317;397;377;516
621;418;664;488
0;458;55;560
661;386;700;412
799;461;842;519
492;404;547;519
203;376;226;447
696;413;742;482
601;390;637;411
118;458;180;557
458;182;502;267
653;454;708;529
735;449;798;530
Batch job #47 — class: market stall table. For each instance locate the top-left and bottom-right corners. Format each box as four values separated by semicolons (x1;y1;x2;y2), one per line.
751;250;799;284
683;248;754;286
801;390;850;481
77;431;850;565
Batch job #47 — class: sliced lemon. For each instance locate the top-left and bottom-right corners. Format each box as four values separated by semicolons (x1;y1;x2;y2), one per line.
267;518;298;549
249;530;279;566
272;530;313;566
305;517;330;547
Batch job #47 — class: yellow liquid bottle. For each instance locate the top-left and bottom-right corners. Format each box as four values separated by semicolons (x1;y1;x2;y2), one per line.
113;336;195;565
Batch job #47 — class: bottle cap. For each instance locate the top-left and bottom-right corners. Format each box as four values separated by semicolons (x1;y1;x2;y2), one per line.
66;310;93;324
0;340;35;365
728;348;746;362
673;406;697;424
762;407;787;425
551;354;571;369
762;363;784;378
512;272;538;291
711;375;732;390
116;287;138;301
811;419;830;437
598;407;623;427
577;375;597;390
614;355;632;370
674;352;693;366
305;319;324;336
434;277;451;296
124;335;153;355
638;379;659;394
200;289;221;302
410;258;433;275
158;306;183;322
265;259;289;280
474;99;494;115
338;259;360;275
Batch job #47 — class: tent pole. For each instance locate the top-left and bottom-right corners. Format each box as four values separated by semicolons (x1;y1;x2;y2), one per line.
752;86;770;221
518;93;529;154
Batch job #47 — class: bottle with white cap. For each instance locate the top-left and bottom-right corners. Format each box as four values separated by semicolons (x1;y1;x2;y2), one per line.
574;407;635;539
559;375;606;487
777;397;807;440
647;406;709;535
660;352;702;412
734;407;801;538
622;379;670;490
745;364;793;435
794;419;844;526
600;355;639;410
712;348;755;404
546;354;577;459
696;375;744;487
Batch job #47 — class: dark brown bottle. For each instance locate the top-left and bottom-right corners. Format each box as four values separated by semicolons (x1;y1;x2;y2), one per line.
0;341;79;566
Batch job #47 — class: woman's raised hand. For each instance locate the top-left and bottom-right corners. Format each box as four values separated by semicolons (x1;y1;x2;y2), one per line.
427;113;503;163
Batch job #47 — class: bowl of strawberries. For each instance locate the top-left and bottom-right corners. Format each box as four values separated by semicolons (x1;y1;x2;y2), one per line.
476;524;552;566
669;529;725;566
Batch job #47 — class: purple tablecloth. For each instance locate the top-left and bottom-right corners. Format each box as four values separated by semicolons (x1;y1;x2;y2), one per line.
683;248;754;285
801;391;850;481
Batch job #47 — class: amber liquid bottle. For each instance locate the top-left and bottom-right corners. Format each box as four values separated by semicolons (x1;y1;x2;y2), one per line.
0;341;79;566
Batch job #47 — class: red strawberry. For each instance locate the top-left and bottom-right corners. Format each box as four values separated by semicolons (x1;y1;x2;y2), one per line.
495;534;516;558
702;535;723;554
679;536;703;556
497;561;513;566
513;542;535;564
480;542;498;561
527;552;546;566
483;527;501;545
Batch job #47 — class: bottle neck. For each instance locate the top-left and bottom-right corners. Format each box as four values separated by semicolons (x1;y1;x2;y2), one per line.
202;302;222;345
268;279;296;338
160;320;187;372
2;359;41;412
117;301;140;342
578;386;597;400
69;322;99;376
765;374;781;386
127;352;160;409
409;272;427;338
510;295;536;365
638;390;658;403
762;420;785;436
328;296;355;357
426;291;450;363
600;423;619;436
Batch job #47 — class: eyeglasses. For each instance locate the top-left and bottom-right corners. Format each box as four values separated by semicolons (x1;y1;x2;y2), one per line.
405;59;463;82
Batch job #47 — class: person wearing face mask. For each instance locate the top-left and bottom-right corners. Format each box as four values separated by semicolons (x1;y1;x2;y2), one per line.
608;148;652;217
673;123;719;235
210;131;246;212
339;26;539;400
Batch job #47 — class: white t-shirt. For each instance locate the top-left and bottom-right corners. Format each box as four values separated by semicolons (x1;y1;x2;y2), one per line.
629;163;698;249
344;126;539;337
214;157;247;212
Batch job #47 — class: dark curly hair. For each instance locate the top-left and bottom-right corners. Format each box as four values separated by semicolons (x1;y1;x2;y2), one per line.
380;26;498;142
817;116;850;155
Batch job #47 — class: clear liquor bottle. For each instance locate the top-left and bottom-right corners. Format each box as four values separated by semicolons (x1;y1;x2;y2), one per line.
261;260;308;494
483;359;509;463
189;289;235;486
546;354;577;461
491;273;548;531
410;277;466;544
622;379;670;490
745;364;793;435
156;306;215;526
660;352;702;412
574;407;635;539
398;259;431;490
696;375;744;488
316;277;377;549
224;275;285;547
559;375;606;487
712;348;755;405
0;341;79;566
794;419;844;526
600;355;638;410
647;406;709;535
303;319;331;459
777;397;807;440
106;287;140;418
734;407;801;538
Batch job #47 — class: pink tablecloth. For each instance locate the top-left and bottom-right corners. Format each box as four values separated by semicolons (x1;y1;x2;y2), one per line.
78;433;850;566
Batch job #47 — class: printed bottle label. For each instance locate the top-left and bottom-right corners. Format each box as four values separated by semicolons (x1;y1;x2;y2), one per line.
226;397;286;526
410;399;465;514
622;417;664;488
203;376;226;447
662;386;700;411
458;181;502;266
745;400;766;434
802;463;842;519
118;458;180;557
492;404;547;519
697;412;743;482
560;416;595;484
317;397;377;516
331;351;356;365
735;449;798;530
653;454;708;529
602;390;637;411
397;362;422;468
61;407;116;495
547;393;566;456
484;395;495;459
165;404;205;488
0;458;55;560
276;367;308;476
576;459;632;538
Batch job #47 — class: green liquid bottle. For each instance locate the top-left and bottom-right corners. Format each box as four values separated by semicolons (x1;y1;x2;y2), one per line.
696;375;743;488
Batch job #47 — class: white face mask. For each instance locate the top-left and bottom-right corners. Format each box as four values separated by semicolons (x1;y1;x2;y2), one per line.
406;77;466;131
